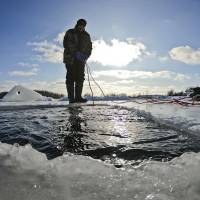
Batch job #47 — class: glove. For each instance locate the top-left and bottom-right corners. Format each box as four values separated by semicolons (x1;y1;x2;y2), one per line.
75;51;88;62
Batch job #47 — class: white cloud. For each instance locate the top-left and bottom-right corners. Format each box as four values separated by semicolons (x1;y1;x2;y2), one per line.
28;33;151;67
88;38;148;66
92;70;190;81
84;80;181;96
0;81;17;92
27;80;66;94
54;32;65;44
27;40;63;63
18;62;39;68
159;56;169;62
9;70;37;77
169;46;200;65
174;73;190;81
114;79;135;85
8;62;40;77
31;68;40;72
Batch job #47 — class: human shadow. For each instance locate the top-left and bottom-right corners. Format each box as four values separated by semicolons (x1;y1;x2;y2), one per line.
62;106;87;153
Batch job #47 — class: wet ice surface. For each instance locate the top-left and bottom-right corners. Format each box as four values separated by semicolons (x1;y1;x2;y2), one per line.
1;102;200;199
0;104;200;165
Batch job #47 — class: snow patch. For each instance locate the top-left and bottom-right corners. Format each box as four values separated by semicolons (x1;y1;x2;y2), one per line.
2;85;48;102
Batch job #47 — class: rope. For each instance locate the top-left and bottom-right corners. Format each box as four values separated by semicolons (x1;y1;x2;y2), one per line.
86;63;106;97
86;63;130;104
85;63;200;107
86;63;94;105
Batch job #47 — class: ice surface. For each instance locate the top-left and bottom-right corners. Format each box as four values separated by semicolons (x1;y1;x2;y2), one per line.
110;100;200;135
2;85;47;102
0;142;200;200
1;97;200;134
1;97;200;133
1;99;200;199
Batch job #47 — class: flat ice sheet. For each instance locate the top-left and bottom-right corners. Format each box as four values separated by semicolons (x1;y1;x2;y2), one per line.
111;100;200;135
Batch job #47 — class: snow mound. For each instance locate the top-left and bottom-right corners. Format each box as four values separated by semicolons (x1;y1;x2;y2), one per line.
2;85;47;102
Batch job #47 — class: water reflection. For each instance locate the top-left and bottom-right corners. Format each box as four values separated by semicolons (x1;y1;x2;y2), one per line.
107;109;133;146
62;107;86;153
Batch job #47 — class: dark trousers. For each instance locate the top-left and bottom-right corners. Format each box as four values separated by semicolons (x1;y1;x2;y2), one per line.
65;60;85;100
65;60;85;85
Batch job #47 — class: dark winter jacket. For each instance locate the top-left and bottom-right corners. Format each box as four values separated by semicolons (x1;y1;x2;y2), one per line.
63;28;92;65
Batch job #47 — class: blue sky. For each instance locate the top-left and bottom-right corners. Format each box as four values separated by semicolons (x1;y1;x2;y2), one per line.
0;0;200;95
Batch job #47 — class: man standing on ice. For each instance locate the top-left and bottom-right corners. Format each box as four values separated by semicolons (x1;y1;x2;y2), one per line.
63;19;92;103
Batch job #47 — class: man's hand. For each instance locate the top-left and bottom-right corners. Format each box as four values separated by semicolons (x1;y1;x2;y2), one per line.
75;51;88;62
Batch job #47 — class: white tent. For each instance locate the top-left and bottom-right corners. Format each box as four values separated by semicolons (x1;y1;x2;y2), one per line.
2;85;46;102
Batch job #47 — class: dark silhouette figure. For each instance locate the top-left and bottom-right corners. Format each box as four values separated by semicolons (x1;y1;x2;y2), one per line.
63;19;92;103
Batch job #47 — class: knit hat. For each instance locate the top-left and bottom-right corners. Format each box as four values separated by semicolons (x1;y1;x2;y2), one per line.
76;19;87;27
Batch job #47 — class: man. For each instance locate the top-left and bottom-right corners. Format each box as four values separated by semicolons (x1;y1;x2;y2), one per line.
63;19;92;103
